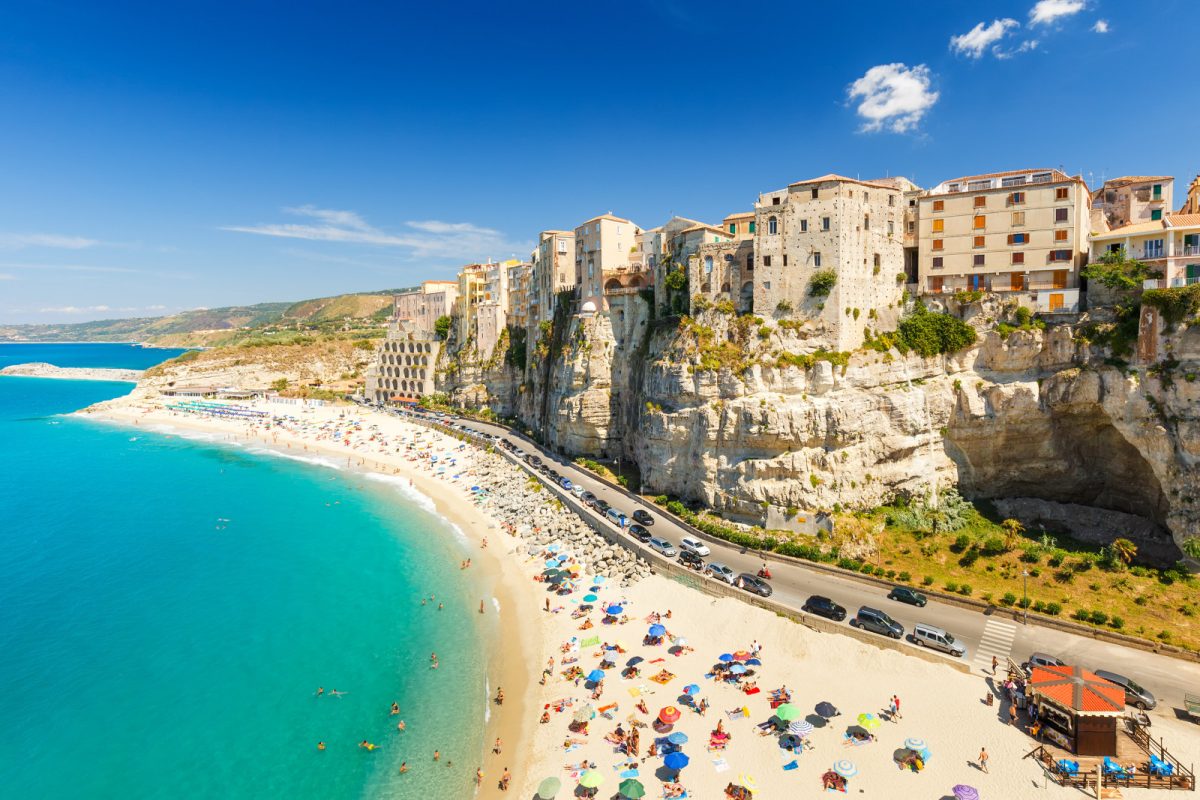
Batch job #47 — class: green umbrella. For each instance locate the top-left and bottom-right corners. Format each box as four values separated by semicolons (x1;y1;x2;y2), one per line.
579;769;604;788
536;776;562;798
775;703;801;721
619;777;646;798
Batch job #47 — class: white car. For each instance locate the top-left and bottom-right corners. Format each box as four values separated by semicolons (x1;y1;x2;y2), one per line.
679;536;711;557
648;537;677;557
572;485;585;498
705;562;736;584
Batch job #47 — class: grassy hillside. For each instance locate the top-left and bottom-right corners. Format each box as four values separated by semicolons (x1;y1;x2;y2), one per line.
0;290;402;346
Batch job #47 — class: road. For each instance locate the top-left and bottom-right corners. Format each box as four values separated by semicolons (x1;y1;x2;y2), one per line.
387;405;1200;721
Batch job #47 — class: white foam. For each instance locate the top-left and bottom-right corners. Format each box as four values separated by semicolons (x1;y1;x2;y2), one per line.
362;473;438;514
491;596;501;614
245;446;345;471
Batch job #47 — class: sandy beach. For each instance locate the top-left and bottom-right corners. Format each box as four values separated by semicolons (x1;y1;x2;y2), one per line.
82;393;1200;800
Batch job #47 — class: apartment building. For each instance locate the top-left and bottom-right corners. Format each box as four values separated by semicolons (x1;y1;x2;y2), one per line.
529;230;576;327
1179;175;1200;215
723;211;755;240
365;319;441;404
574;214;641;311
454;263;488;343
505;261;532;330
1090;213;1200;289
754;174;908;351
917;168;1090;312
392;280;458;336
1091;176;1173;231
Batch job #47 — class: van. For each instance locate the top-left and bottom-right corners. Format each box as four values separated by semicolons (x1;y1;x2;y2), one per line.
605;507;628;528
679;536;711;557
913;623;966;657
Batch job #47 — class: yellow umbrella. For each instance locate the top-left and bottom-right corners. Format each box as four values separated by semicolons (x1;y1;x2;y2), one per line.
857;713;881;730
738;774;758;790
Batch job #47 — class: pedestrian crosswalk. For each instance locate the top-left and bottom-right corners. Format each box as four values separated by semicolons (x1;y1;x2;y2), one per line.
972;618;1018;675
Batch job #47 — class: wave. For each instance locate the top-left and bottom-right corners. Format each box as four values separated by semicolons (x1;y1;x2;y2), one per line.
362;473;438;514
244;447;345;471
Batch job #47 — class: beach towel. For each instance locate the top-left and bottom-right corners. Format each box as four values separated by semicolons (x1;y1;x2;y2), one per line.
649;670;675;685
712;757;730;773
627;687;641;698
744;687;761;695
726;707;748;720
581;636;601;648
783;760;799;771
619;769;639;779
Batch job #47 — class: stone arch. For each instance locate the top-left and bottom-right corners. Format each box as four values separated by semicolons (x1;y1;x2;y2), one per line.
605;278;622;292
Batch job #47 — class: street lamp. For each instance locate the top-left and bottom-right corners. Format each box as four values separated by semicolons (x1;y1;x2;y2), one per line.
1021;569;1030;625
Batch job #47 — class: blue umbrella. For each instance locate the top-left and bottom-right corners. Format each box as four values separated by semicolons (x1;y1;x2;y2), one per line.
663;752;690;771
583;594;598;603
746;658;762;666
606;605;624;615
648;624;666;637
667;732;689;745
586;669;606;682
729;663;747;674
592;576;606;585
718;653;734;662
682;684;701;695
545;559;561;568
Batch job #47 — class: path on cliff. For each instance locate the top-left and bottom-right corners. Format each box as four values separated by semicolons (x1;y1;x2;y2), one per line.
432;411;1200;723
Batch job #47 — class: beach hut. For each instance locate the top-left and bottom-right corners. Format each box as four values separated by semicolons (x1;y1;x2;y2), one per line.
1028;665;1124;756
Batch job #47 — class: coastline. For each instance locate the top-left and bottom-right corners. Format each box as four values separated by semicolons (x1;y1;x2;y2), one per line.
80;397;544;799
1;362;142;382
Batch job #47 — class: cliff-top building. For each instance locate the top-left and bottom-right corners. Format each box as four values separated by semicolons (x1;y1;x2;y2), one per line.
365;318;441;404
392;280;458;336
1091;176;1173;232
1090;213;1200;289
574;214;641;312
917;168;1089;312
529;230;576;328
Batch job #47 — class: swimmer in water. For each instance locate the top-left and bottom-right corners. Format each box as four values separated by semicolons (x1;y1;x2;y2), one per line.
317;741;326;751
390;702;400;715
359;740;376;751
316;687;324;697
399;761;408;774
433;750;440;761
397;720;406;732
329;689;347;697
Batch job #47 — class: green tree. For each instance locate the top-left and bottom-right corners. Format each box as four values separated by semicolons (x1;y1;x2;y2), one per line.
270;377;290;392
809;270;837;297
434;315;452;341
1110;537;1137;565
1081;248;1160;291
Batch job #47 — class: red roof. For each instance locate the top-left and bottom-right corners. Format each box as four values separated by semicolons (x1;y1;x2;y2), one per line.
1029;665;1125;714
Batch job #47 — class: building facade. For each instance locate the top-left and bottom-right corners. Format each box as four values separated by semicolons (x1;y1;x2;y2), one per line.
1090;213;1200;289
529;230;576;327
365;319;441;404
574;214;641;311
393;280;458;336
506;261;532;330
917;168;1089;312
754;174;908;351
1091;176;1173;231
688;238;755;312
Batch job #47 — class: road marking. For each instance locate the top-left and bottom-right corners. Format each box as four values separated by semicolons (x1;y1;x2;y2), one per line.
972;618;1018;674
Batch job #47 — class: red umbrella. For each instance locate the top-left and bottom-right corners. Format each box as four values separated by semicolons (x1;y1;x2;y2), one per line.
732;650;752;661
658;706;682;724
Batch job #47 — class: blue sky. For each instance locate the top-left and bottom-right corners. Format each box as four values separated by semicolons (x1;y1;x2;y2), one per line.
1;0;1196;323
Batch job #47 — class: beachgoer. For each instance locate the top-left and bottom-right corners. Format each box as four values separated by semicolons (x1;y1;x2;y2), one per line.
978;747;989;773
545;598;550;613
359;740;376;751
892;694;902;719
480;600;485;614
317;741;326;751
397;720;406;732
434;750;440;761
493;737;502;754
500;767;511;791
991;655;999;674
438;602;443;611
316;687;324;697
391;702;400;715
475;768;484;786
399;761;408;774
495;688;504;706
1009;703;1017;725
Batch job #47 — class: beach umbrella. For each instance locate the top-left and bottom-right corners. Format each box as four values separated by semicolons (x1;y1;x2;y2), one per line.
672;636;688;646
544;559;561;568
648;624;666;637
815;701;839;718
952;785;979;800
738;774;758;790
728;663;747;675
857;713;881;731
663;751;690;771
592;576;606;584
788;720;815;736
833;759;858;778
667;732;689;745
904;737;927;750
682;684;701;696
775;703;801;721
586;669;606;682
605;605;624;615
894;747;918;763
718;653;734;662
780;733;802;750
536;776;562;798
578;769;604;789
627;656;644;667
583;594;598;603
547;544;561;552
573;704;594;723
618;778;646;799
658;706;682;724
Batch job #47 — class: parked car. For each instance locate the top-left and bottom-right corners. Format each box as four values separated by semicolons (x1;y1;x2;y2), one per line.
594;500;611;516
560;478;573;491
648;537;677;557
850;607;904;639
605;508;628;528
1021;652;1065;676
628;523;652;543
678;550;704;570
912;623;966;657
581;492;597;507
632;509;654;526
736;573;773;597
679;536;711;557
887;587;928;607
802;595;847;622
1094;669;1156;710
705;563;736;585
572;485;585;498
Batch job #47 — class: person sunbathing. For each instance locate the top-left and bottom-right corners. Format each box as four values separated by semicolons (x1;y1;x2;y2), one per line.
579;619;594;630
664;782;685;798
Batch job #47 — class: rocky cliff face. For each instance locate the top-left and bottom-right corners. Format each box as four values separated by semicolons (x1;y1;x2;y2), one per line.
439;295;1199;560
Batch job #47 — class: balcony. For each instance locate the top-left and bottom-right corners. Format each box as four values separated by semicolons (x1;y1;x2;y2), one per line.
1181;245;1200;257
1141;247;1166;261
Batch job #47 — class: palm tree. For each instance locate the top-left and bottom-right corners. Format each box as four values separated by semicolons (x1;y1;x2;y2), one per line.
1001;518;1025;551
1111;538;1138;565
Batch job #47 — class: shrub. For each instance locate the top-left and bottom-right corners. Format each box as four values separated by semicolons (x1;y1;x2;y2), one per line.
898;571;911;582
1142;284;1200;329
1019;549;1040;564
1018;596;1032;608
952;534;971;552
1072;608;1090;621
958;549;980;567
653;495;668;506
1032;600;1046;612
809;270;837;297
885;569;896;579
945;581;959;593
958;584;972;596
1045;602;1062;616
860;563;875;574
896;302;978;357
666;500;687;516
1047;550;1066;567
434;315;452;341
1000;592;1017;607
776;300;794;313
1089;610;1109;626
981;536;1007;555
1110;616;1125;630
922;575;935;586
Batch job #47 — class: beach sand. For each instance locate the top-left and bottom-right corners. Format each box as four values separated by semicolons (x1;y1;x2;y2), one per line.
85;395;1200;799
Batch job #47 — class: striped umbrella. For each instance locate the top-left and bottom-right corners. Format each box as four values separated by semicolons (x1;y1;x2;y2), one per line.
732;650;752;661
658;706;682;724
788;720;815;736
833;759;858;778
952;785;979;800
904;737;927;750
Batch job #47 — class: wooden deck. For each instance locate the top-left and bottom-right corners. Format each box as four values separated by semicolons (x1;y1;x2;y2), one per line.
1026;723;1195;792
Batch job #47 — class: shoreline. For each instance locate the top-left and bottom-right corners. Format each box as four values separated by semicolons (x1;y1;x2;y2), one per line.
1;363;142;382
80;398;544;799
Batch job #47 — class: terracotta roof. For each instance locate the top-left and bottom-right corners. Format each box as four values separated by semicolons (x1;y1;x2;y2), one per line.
1029;665;1125;714
787;173;897;190
1090;220;1166;239
1166;213;1200;228
938;168;1076;186
677;224;728;236
723;211;755;220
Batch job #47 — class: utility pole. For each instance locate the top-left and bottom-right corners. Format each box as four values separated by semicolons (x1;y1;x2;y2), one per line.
1022;570;1030;625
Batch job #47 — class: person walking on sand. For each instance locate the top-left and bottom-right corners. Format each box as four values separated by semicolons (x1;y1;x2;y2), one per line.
978;747;989;773
480;600;485;614
495;687;504;706
891;694;902;720
1009;702;1018;725
475;767;484;786
493;737;502;754
991;655;999;675
499;767;511;791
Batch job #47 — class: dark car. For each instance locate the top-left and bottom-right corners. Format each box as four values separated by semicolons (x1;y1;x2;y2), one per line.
628;523;652;543
1094;669;1157;711
850;606;904;639
581;492;597;508
736;574;773;597
594;500;611;516
887;587;928;608
632;509;654;526
678;550;704;570
802;595;847;622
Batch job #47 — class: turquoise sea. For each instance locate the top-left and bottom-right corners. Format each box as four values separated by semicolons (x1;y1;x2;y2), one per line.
0;344;487;798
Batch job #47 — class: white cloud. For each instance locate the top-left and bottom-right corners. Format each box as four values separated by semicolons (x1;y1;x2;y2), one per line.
224;206;530;260
145;304;167;311
1030;0;1086;26
1092;19;1109;33
0;233;101;250
0;273;15;280
847;63;939;133
995;39;1040;59
39;304;111;314
950;19;1020;58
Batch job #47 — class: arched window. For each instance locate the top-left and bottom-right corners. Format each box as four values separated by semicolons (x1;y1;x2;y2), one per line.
604;278;622;292
768;216;778;235
704;255;713;274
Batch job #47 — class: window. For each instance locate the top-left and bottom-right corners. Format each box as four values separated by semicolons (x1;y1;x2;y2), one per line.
1153;183;1163;200
888;195;895;207
907;221;915;234
763;255;772;267
947;183;961;193
782;254;788;267
729;223;736;234
1001;175;1027;188
821;217;831;231
557;239;567;253
811;188;818;199
1011;252;1025;265
932;239;944;251
1054;229;1069;242
1009;191;1025;205
1054;207;1069;223
974;196;987;208
1007;233;1029;245
748;221;755;234
874;253;881;268
768;216;778;235
772;197;781;205
887;220;894;235
746;254;753;271
1032;172;1053;183
704;256;713;274
973;236;985;248
968;180;992;192
932;219;945;233
1050;249;1071;262
973;254;985;267
932;256;944;269
1151;209;1163;221
1055;187;1069;201
932;199;945;212
1011;211;1025;226
800;219;808;233
864;215;870;229
813;252;822;267
973;215;986;230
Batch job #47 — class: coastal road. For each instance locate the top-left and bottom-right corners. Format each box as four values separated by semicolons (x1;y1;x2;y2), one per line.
401;408;1200;722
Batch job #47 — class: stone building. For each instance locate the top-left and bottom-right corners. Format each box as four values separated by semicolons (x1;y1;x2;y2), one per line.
754;174;908;351
687;238;755;312
917;168;1090;312
365;319;441;404
392;280;458;336
1091;176;1173;231
529;230;576;328
1180;176;1200;215
506;261;532;330
574;214;641;311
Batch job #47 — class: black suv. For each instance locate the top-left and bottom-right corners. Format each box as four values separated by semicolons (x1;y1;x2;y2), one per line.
802;595;847;622
581;492;597;508
850;606;904;639
678;550;704;570
628;523;652;543
736;574;773;597
632;509;654;526
887;586;927;607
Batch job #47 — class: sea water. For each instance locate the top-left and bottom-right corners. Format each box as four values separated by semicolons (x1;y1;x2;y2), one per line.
0;345;486;798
